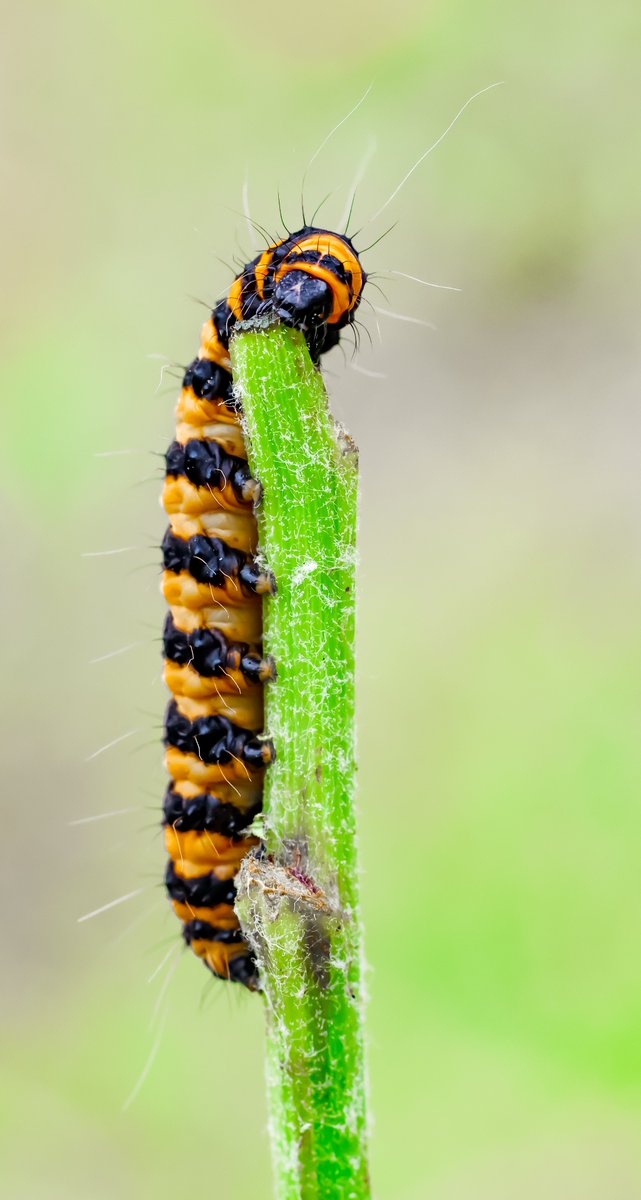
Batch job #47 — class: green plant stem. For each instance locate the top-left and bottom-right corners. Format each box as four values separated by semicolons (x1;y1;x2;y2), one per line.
231;321;370;1200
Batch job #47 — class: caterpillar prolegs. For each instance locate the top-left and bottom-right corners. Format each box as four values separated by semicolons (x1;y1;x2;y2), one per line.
161;227;366;988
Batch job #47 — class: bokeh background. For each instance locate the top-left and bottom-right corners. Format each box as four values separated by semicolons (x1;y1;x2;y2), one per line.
2;1;641;1196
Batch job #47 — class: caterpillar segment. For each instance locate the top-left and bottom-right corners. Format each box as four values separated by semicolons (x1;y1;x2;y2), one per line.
161;226;367;990
162;339;274;991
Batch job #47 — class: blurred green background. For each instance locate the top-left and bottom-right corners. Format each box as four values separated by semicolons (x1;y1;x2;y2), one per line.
3;0;641;1196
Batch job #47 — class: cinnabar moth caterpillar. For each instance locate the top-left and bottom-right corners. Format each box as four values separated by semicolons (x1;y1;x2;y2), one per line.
161;227;366;988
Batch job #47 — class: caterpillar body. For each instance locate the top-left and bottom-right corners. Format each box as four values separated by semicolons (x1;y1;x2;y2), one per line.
161;226;366;988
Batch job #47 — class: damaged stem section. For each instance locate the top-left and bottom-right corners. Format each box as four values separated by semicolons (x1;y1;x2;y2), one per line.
231;322;369;1200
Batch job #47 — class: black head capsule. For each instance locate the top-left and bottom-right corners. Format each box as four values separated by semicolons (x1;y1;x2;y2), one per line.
272;270;334;332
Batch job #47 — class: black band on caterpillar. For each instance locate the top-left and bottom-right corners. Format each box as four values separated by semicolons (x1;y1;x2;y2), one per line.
163;614;276;683
183;921;245;945
165;861;238;907
164;699;276;767
226;955;260;988
165;440;258;504
182;357;235;407
161;530;275;595
163;785;261;836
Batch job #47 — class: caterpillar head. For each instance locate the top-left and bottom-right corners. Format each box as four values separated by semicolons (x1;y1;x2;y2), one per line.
271;227;366;334
272;268;334;332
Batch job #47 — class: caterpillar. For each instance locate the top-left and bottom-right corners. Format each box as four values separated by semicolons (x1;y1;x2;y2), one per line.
161;226;367;989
